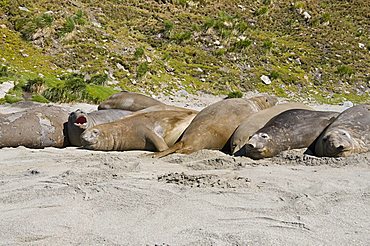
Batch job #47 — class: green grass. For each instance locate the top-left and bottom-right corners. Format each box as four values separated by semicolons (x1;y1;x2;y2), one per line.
0;0;369;104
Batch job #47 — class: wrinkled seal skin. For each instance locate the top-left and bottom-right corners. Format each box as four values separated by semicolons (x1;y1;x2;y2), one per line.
98;91;165;111
0;105;69;148
315;104;370;157
80;110;198;151
231;103;313;156
244;109;339;159
67;109;133;146
153;95;278;158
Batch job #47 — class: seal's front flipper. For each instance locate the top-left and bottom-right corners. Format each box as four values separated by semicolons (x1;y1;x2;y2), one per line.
145;129;169;152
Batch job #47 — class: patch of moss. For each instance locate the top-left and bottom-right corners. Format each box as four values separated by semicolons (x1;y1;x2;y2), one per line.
31;94;49;103
4;95;22;103
86;85;119;103
227;90;243;98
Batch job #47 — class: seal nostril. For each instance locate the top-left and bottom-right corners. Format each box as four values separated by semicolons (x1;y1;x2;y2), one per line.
247;143;255;149
337;145;344;151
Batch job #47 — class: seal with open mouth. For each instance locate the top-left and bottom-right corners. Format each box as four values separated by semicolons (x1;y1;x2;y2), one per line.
67;109;133;146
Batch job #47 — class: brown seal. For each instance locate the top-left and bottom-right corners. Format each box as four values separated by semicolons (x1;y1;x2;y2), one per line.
153;95;278;158
315;104;370;157
244;109;339;159
0;105;69;148
67;109;133;146
80;110;198;151
98;91;166;111
231;103;313;155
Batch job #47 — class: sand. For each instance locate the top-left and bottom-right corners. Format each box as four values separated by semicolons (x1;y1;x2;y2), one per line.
0;94;369;245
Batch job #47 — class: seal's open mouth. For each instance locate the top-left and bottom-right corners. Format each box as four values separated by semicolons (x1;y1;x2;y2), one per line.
74;116;87;128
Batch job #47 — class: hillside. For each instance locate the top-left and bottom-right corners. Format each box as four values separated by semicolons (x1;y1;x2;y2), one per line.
0;0;369;104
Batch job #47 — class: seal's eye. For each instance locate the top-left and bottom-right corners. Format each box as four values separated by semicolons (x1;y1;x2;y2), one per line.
261;133;269;139
339;131;350;137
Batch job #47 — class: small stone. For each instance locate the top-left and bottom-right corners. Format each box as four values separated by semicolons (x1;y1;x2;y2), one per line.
19;6;29;12
359;43;365;49
214;40;220;46
29;169;40;175
0;24;6;29
260;75;272;85
238;35;246;41
0;81;15;99
340;101;354;108
116;63;127;71
303;11;311;20
238;4;246;11
177;89;189;97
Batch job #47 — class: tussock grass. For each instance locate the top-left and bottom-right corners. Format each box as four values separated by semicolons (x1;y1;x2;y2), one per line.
0;0;369;103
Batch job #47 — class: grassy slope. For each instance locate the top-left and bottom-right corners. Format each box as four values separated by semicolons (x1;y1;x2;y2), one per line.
0;0;369;103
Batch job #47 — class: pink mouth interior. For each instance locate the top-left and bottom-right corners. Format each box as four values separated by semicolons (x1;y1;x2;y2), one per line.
75;116;87;124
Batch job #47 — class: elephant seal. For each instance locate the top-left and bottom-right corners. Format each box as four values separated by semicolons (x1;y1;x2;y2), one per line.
80;110;198;151
136;104;197;114
315;104;370;157
0;105;69;148
231;102;313;155
98;91;166;111
244;109;339;159
67;109;133;146
153;95;278;158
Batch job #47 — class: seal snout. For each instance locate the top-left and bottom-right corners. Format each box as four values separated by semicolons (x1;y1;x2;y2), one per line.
244;133;271;159
320;130;353;157
80;128;100;148
246;143;256;149
336;145;345;152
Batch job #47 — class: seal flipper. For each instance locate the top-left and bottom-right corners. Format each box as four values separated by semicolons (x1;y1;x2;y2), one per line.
151;141;185;158
144;129;169;152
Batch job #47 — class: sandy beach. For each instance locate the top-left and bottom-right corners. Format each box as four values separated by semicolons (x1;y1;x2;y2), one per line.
0;94;369;245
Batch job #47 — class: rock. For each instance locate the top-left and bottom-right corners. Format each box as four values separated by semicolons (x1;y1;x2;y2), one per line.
260;75;271;85
0;81;15;99
303;11;311;20
18;6;29;12
146;56;152;63
116;63;128;72
177;89;189;97
238;4;246;11
340;101;354;108
359;43;365;49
